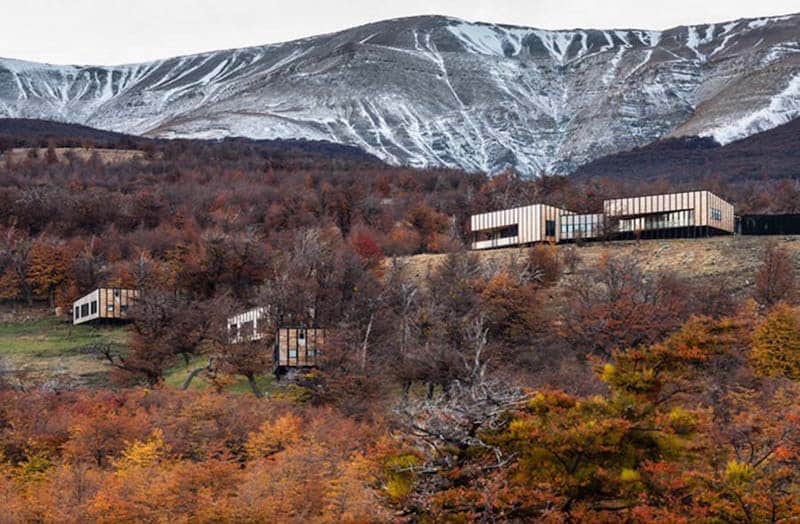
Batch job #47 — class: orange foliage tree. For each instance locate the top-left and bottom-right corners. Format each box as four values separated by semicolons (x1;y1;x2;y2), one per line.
25;237;69;307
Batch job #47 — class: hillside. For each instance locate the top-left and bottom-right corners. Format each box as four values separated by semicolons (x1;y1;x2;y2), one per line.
572;116;800;182
399;234;800;296
2;147;148;164
4;234;797;386
0;118;384;165
2;14;799;175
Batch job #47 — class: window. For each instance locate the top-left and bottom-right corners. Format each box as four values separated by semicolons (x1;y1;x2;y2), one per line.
241;321;255;340
545;220;556;237
107;304;115;313
81;303;89;316
498;224;518;239
91;301;97;314
710;207;722;221
75;306;80;319
120;305;128;314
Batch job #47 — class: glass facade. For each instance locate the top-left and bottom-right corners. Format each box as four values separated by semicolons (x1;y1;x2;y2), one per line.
618;210;694;232
560;214;605;240
471;191;733;249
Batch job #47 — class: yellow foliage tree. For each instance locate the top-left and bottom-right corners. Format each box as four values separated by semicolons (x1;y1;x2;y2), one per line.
321;451;393;523
751;303;800;380
113;428;168;471
245;413;303;459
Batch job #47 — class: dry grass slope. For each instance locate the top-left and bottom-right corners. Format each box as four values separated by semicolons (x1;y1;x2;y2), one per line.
2;147;149;164
394;235;800;298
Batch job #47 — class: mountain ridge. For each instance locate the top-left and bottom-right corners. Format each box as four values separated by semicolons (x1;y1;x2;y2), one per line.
1;13;799;175
7;12;798;67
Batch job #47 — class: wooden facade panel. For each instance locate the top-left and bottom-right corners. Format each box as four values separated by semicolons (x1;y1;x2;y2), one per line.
275;328;325;368
600;190;733;234
703;191;735;232
470;203;570;248
471;206;521;231
99;288;138;320
605;192;698;218
472;191;733;249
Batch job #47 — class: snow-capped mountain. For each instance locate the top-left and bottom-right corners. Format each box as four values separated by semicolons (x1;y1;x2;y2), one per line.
1;14;799;175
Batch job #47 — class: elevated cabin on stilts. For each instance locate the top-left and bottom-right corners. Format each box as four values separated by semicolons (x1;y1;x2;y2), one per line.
227;307;326;375
274;327;326;374
73;288;139;325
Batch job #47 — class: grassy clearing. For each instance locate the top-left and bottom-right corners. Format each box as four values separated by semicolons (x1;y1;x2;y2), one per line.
164;355;277;396
0;317;129;385
0;317;129;358
0;317;290;395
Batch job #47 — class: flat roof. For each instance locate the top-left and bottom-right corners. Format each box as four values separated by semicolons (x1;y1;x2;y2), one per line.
602;189;730;203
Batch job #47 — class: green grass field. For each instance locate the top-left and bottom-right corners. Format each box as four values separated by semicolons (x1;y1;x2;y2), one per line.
0;316;301;397
0;317;129;385
0;317;129;358
164;355;277;395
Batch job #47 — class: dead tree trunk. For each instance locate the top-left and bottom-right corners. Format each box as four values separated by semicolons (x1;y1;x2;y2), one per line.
246;373;264;398
181;359;212;390
360;313;373;371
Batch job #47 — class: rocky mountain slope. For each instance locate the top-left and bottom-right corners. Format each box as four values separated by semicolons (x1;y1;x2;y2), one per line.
1;14;799;175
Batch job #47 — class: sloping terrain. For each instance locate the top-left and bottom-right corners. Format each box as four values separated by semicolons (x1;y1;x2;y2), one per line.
396;235;800;300
0;118;382;164
1;14;799;175
4;235;799;386
571;117;800;183
3;235;796;383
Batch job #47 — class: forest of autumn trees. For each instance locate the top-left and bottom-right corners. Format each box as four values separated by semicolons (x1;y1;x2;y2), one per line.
2;257;800;520
1;134;800;521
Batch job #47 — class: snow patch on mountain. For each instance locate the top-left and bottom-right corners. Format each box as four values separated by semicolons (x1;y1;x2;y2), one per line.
704;73;800;144
446;23;512;56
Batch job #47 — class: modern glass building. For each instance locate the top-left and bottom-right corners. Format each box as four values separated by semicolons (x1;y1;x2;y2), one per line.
470;190;734;249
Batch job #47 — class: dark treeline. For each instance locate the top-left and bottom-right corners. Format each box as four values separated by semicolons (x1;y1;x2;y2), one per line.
573;117;800;189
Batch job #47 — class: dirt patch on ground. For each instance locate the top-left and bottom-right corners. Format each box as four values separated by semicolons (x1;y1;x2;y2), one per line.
2;147;151;164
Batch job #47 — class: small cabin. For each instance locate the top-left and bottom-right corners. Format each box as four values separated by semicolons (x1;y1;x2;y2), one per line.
274;327;326;369
73;288;139;325
227;306;270;344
